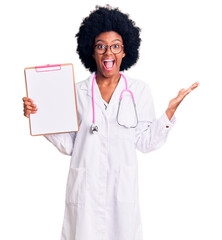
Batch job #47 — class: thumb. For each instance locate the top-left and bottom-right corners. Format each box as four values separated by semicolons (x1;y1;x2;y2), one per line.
178;88;186;96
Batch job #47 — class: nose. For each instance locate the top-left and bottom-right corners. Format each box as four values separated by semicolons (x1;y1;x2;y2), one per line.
104;45;113;55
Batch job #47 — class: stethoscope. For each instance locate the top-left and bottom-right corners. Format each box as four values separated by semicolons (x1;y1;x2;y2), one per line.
91;72;138;134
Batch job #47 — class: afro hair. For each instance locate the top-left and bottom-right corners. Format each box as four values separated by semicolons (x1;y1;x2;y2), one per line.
75;5;141;72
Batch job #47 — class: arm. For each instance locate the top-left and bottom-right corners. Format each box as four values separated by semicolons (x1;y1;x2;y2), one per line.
134;84;176;153
135;112;176;153
165;82;199;121
44;132;77;156
135;81;199;153
22;97;77;156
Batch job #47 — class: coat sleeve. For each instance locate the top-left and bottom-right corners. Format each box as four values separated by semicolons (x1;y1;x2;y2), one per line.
134;84;176;153
44;132;77;156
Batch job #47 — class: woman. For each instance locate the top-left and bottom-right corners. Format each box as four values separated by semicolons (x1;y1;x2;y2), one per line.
23;5;199;240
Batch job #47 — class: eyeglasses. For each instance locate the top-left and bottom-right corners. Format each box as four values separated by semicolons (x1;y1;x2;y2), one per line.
94;43;124;54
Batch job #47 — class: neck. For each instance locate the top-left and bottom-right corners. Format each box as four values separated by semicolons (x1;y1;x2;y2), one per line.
96;71;121;87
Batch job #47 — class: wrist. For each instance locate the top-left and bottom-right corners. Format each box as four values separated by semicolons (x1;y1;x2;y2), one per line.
166;108;175;121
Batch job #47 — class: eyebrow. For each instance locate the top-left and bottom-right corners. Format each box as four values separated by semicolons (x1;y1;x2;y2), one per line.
95;39;122;44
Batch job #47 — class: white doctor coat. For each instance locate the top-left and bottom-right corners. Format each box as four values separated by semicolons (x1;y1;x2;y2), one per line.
45;72;176;240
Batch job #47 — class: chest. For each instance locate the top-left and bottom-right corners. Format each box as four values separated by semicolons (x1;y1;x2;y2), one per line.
97;83;118;104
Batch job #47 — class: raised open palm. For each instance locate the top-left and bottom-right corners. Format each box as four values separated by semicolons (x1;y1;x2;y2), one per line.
166;82;199;120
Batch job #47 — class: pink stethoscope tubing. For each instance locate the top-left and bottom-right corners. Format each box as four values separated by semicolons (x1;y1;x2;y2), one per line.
91;72;138;133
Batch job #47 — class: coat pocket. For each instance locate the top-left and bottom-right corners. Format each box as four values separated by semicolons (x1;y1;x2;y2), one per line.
66;167;86;205
117;165;137;204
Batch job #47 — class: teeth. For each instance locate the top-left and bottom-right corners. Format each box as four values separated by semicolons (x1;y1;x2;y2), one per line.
103;59;114;70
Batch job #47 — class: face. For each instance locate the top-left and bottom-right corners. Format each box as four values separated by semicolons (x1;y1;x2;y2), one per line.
93;31;125;78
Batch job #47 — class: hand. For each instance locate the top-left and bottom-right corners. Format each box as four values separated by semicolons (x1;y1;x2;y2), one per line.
166;82;199;120
22;97;38;118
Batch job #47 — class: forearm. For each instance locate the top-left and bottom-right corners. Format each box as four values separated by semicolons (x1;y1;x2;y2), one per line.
165;108;176;121
135;112;176;153
44;132;76;156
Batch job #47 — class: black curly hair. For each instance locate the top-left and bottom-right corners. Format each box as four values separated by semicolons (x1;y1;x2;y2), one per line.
75;5;141;72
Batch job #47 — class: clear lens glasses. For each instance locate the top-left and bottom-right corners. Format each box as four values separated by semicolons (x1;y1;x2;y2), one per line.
94;44;124;54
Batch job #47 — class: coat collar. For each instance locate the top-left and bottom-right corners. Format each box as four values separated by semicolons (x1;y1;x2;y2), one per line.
80;71;129;112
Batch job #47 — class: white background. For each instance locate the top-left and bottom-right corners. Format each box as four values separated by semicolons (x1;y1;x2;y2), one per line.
0;0;222;239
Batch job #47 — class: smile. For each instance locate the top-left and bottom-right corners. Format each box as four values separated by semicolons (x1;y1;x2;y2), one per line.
102;59;115;71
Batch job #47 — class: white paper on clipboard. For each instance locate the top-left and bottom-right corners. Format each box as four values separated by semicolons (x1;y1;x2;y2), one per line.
24;63;79;136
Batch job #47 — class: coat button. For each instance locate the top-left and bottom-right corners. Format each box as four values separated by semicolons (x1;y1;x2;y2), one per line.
166;125;169;128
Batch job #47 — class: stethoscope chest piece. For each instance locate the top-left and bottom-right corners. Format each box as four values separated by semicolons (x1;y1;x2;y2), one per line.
91;123;98;134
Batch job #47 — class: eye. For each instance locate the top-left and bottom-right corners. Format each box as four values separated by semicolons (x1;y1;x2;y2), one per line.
112;44;120;49
97;44;106;49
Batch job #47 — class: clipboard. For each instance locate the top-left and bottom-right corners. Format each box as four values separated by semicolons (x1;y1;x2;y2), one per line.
24;63;79;136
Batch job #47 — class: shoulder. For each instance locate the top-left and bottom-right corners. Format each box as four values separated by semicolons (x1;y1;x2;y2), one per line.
122;73;152;96
75;72;95;91
122;73;154;108
122;73;155;120
75;77;89;90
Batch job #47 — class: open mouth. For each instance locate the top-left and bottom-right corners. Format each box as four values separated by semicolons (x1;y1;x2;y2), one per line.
102;59;115;71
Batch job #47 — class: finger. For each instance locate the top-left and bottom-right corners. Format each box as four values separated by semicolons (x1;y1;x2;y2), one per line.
24;103;37;109
31;106;38;112
24;107;38;115
23;97;34;104
24;112;30;118
189;82;199;90
24;111;37;117
177;88;189;99
22;97;33;102
178;88;186;96
172;82;199;107
26;108;38;113
182;82;198;95
24;111;30;118
185;82;199;93
25;106;38;111
26;110;32;114
24;105;31;110
180;89;192;99
24;101;35;106
175;89;191;104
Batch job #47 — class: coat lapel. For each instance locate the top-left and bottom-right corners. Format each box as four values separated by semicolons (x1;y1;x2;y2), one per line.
80;72;105;112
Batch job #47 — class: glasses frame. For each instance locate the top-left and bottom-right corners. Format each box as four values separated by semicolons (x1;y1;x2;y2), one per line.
94;43;124;55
